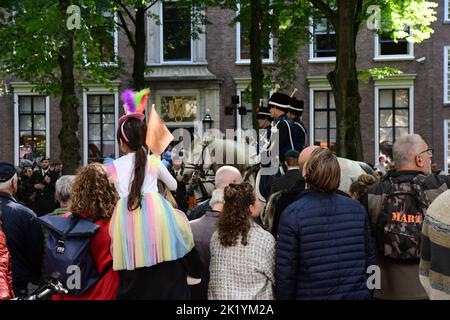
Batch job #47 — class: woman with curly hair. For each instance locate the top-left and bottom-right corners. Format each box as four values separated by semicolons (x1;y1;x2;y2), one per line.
52;163;119;300
208;182;275;300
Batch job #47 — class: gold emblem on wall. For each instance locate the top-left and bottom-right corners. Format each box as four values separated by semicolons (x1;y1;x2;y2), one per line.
161;96;197;122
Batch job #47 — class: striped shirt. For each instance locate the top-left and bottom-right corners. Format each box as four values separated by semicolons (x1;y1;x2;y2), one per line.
420;189;450;299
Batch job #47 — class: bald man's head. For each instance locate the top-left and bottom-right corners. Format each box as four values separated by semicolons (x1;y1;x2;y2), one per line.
299;146;320;169
215;166;243;189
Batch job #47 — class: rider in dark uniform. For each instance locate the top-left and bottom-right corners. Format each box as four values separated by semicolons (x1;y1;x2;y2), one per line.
256;106;273;156
268;92;300;165
254;106;274;202
257;92;299;202
289;97;307;152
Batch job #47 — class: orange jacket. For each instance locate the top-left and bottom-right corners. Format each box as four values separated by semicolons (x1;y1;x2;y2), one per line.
0;224;14;300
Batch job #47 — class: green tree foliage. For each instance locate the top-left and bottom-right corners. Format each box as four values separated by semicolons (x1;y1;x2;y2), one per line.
225;0;437;159
0;0;121;172
0;0;120;95
267;0;437;83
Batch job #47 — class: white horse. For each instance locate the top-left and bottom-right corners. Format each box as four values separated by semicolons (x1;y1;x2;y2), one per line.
178;133;259;203
175;130;374;206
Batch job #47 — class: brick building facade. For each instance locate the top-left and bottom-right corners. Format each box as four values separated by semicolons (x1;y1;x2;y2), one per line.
0;0;449;171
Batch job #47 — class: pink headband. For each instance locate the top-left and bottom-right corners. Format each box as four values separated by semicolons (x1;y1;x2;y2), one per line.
119;113;146;143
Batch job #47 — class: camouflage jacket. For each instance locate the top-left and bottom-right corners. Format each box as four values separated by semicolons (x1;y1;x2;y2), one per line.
367;170;450;231
366;170;450;299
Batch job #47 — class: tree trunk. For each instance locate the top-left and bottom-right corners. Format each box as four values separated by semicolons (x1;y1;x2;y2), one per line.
327;1;363;161
58;0;81;174
132;5;146;90
249;0;264;128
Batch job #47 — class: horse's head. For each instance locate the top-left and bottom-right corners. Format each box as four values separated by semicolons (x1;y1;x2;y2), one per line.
337;157;374;193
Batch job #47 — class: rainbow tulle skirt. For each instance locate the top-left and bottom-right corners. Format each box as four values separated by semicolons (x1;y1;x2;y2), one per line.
110;192;194;271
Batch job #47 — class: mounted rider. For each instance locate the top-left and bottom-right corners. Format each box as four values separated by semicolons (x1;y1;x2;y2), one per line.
267;92;302;166
289;97;307;152
256;105;273;156
256;92;301;202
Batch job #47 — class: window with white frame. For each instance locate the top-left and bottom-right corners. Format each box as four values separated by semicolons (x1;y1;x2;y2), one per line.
377;88;411;160
374;29;414;61
161;2;192;62
445;46;450;104
445;0;450;23
237;22;272;62
85;95;117;163
235;3;273;64
310;18;336;61
445;120;450;174
15;95;50;166
312;90;336;152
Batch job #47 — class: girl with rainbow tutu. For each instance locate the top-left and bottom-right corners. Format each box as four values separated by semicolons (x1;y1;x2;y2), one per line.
105;89;202;299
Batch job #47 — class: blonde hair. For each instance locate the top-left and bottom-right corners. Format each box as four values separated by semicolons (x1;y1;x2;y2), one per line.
304;148;340;193
157;180;178;209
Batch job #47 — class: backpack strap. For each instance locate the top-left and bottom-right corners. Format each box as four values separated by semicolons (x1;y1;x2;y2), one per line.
56;215;82;254
410;174;431;209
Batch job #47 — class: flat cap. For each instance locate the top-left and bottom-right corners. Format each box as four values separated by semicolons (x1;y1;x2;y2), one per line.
0;161;17;182
285;149;300;159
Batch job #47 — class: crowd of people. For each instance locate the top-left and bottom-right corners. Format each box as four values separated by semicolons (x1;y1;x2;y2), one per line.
0;89;449;301
13;158;63;216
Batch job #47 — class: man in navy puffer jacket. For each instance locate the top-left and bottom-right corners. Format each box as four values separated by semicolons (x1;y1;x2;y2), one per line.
275;148;375;300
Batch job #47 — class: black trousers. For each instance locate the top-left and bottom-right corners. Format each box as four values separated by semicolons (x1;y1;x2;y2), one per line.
117;248;203;300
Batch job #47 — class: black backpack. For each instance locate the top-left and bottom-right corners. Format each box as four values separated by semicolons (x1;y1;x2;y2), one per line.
376;175;430;261
38;214;110;295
